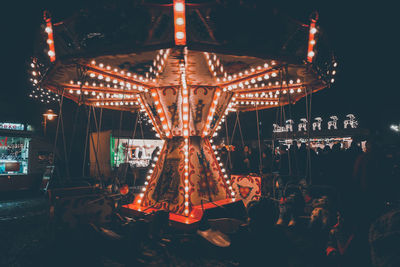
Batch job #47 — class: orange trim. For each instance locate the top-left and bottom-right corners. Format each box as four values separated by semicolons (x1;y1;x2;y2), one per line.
133;142;168;206
218;67;277;88
122;198;241;225
209;92;233;137
204;138;232;197
44;11;56;62
202;88;220;137
84;64;152;89
60;83;139;95
307;19;317;63
152;89;172;138
138;95;164;138
173;0;186;46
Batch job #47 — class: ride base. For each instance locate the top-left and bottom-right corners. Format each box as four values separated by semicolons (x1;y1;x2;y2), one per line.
121;198;244;230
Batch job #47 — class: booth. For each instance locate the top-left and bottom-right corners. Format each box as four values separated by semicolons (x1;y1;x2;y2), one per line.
0;122;53;191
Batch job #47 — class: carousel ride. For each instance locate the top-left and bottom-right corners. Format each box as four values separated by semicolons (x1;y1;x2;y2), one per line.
28;0;336;226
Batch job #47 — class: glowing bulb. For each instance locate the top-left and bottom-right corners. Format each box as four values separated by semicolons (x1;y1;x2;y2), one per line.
175;2;184;12
176;32;185;39
310;27;317;34
176;18;184;25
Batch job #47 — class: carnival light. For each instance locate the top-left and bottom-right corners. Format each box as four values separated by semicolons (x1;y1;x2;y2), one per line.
173;0;186;45
307;15;318;63
43;11;56;62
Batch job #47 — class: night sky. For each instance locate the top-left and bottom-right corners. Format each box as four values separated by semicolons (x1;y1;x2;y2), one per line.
1;1;398;141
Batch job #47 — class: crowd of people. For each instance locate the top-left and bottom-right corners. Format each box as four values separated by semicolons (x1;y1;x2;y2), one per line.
223;140;399;205
219;139;399;266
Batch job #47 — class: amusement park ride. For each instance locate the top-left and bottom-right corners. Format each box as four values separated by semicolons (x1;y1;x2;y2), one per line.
28;0;336;226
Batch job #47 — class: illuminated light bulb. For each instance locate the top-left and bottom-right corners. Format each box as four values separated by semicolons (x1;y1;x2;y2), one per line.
297;88;302;93
333;62;338;67
69;89;73;93
308;51;315;58
310;39;316;45
137;199;142;204
231;192;235;196
176;17;184;25
175;2;184;11
46;39;53;44
47;50;55;57
283;90;287;94
310;27;317;34
290;89;294;94
176;32;185;40
45;27;52;33
271;72;277;77
331;78;335;83
99;63;104;68
332;70;336;75
185;186;189;192
185;202;189;206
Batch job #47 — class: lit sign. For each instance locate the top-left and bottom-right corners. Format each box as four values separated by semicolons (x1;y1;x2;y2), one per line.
0;123;25;131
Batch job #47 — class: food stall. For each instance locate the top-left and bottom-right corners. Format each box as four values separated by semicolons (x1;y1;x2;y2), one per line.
0;122;53;191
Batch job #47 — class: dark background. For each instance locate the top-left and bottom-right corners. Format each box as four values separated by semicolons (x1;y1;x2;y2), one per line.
1;1;398;142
